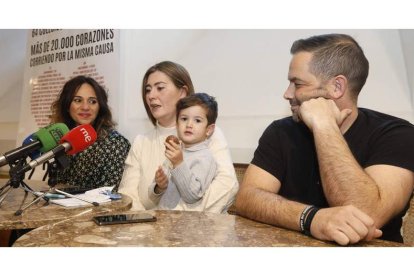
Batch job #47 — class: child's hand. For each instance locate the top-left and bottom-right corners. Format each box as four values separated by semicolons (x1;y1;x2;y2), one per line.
154;166;168;193
164;139;183;168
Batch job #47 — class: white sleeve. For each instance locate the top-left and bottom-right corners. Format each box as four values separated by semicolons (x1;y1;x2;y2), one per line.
118;135;146;210
202;126;239;213
171;154;217;203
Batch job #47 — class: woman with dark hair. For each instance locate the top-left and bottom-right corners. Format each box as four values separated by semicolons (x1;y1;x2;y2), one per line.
51;75;130;190
118;61;238;213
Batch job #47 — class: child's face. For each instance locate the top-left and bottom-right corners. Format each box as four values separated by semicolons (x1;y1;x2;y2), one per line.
177;105;214;148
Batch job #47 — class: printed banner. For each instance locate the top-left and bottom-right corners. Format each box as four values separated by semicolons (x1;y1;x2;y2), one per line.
18;29;119;136
17;29;120;179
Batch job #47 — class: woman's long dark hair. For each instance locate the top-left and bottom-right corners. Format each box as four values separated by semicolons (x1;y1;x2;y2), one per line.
51;75;116;138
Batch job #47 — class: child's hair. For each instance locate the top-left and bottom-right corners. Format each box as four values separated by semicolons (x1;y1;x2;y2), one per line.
176;93;218;125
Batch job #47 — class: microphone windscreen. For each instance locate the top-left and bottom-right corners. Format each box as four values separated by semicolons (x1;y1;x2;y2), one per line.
34;123;70;152
22;134;41;160
60;124;97;155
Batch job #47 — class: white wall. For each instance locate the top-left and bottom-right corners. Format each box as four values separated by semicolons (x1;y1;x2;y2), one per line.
1;29;413;164
400;30;414;107
0;29;26;138
0;29;26;172
118;29;413;163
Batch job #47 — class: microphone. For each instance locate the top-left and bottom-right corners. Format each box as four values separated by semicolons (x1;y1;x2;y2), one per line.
15;124;97;175
22;134;42;160
0;123;69;167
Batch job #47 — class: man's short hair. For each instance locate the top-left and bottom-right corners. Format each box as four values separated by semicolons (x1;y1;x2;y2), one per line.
176;93;218;125
291;33;369;98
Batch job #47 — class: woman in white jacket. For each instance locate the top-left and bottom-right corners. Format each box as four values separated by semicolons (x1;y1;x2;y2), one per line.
118;61;238;213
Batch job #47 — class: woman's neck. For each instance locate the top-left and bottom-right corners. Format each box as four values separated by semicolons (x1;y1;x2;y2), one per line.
158;118;176;128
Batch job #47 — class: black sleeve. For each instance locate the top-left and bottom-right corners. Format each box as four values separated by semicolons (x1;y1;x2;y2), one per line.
99;133;131;188
366;121;414;173
251;121;285;181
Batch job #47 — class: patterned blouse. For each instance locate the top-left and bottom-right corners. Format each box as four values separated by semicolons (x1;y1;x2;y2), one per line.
57;129;131;190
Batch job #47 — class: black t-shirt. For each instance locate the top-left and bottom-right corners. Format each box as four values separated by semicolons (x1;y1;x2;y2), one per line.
252;108;414;243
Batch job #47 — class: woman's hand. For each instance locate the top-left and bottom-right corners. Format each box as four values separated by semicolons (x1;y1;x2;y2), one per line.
154;166;168;193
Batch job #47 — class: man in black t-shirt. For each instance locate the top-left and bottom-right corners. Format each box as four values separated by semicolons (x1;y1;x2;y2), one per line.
235;33;414;245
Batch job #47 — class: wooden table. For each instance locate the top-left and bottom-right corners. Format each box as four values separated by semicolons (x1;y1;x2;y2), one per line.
0;179;132;230
13;210;402;247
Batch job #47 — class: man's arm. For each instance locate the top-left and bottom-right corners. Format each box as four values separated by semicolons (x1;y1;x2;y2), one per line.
300;98;414;228
236;163;382;245
314;123;413;227
235;164;307;231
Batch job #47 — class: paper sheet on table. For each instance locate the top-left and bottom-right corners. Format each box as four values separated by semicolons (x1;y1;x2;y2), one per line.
50;187;113;207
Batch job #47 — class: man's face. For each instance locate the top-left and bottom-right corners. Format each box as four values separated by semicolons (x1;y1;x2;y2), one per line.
283;52;329;122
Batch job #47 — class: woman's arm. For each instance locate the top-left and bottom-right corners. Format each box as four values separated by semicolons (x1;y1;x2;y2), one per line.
103;133;131;190
202;126;238;213
118;136;146;210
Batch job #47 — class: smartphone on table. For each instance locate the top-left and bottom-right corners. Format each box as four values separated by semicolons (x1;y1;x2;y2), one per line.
93;213;157;226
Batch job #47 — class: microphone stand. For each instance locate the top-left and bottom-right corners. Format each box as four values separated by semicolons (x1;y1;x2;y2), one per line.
15;159;63;215
47;156;99;207
17;155;99;215
0;157;49;210
13;160;63;216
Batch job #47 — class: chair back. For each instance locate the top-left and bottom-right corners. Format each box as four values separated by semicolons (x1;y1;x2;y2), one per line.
403;195;414;245
228;163;249;215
